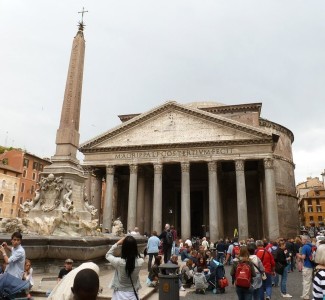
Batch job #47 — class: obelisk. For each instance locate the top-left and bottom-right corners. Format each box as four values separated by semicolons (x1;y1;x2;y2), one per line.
37;16;91;222
51;21;85;169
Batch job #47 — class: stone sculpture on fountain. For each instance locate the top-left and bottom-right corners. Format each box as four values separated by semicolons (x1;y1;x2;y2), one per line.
0;173;100;237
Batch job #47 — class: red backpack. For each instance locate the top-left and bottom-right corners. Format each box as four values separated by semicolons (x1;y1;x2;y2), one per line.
232;244;240;258
235;262;252;288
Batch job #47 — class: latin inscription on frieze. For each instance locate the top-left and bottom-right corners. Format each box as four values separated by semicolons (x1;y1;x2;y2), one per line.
115;147;233;160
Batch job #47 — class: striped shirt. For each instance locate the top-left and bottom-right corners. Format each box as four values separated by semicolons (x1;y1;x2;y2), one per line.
313;268;325;300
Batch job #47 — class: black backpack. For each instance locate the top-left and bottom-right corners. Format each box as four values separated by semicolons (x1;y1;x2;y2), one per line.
165;230;173;245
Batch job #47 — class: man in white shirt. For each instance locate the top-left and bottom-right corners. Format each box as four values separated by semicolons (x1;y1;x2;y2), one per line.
0;231;25;279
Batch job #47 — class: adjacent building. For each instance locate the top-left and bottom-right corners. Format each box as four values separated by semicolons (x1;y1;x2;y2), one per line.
297;174;325;228
0;163;21;218
0;149;51;217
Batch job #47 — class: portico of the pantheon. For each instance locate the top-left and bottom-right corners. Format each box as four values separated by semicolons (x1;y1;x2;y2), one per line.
80;101;298;241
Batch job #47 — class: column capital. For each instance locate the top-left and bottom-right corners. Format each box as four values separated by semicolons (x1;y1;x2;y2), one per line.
153;163;163;174
106;165;115;175
130;164;138;174
264;158;274;169
208;161;217;172
235;159;245;172
181;162;190;173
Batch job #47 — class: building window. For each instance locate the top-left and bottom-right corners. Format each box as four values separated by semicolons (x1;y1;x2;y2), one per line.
316;199;320;205
23;170;27;178
318;216;323;222
310;216;314;221
12;196;15;203
0;194;3;201
2;180;5;188
19;197;23;204
308;206;313;212
32;173;36;180
21;183;24;193
307;199;312;206
31;186;34;195
23;159;29;168
39;164;43;171
317;206;322;212
33;162;38;170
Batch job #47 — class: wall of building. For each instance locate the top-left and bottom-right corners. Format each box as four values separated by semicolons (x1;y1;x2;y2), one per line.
0;167;21;218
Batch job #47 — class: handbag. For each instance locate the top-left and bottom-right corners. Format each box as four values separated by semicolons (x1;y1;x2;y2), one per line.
218;277;229;288
252;261;267;281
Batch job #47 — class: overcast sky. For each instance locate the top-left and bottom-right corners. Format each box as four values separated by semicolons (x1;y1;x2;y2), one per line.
0;1;324;184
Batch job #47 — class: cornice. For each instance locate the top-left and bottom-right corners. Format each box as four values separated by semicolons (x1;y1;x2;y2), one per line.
118;114;140;122
276;191;298;199
259;118;294;142
199;103;262;115
81;138;273;154
273;154;295;167
80;102;272;152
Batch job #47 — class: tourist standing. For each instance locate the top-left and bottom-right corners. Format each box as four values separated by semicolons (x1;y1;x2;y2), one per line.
159;224;173;263
276;240;292;298
170;225;177;255
146;231;160;272
230;246;256;300
256;240;275;300
247;243;264;300
0;231;25;279
106;235;144;300
313;244;325;300
297;235;314;300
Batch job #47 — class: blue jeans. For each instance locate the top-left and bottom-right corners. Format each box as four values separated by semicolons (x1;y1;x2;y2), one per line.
280;265;289;294
261;273;272;300
272;272;279;286
252;287;263;300
236;286;253;300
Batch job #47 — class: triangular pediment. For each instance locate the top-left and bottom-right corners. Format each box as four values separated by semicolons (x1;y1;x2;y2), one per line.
80;102;272;151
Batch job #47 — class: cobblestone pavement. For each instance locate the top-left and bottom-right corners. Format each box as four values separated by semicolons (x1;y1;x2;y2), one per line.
30;259;310;300
149;265;309;300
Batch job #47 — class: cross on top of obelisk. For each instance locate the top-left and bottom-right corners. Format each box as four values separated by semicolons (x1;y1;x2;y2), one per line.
78;7;88;31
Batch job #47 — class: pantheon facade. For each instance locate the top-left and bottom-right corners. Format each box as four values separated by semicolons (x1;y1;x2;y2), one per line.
80;101;298;241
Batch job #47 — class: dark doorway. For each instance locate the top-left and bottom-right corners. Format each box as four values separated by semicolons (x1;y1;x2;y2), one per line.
176;190;204;238
191;191;204;237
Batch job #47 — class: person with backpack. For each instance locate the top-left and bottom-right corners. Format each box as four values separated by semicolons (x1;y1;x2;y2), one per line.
275;240;292;298
297;235;315;300
256;240;275;300
230;245;256;300
270;241;279;287
247;243;264;300
159;224;173;263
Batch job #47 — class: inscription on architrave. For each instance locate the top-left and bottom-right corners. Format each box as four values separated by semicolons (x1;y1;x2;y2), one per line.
115;147;233;160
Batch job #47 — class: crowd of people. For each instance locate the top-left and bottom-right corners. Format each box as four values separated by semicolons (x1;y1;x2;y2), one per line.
145;224;325;300
3;227;325;300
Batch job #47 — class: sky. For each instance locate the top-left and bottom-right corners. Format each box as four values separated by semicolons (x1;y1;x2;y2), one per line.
0;0;324;184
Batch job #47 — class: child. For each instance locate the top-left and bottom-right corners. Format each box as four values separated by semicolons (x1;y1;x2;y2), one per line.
22;259;34;289
193;266;208;294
